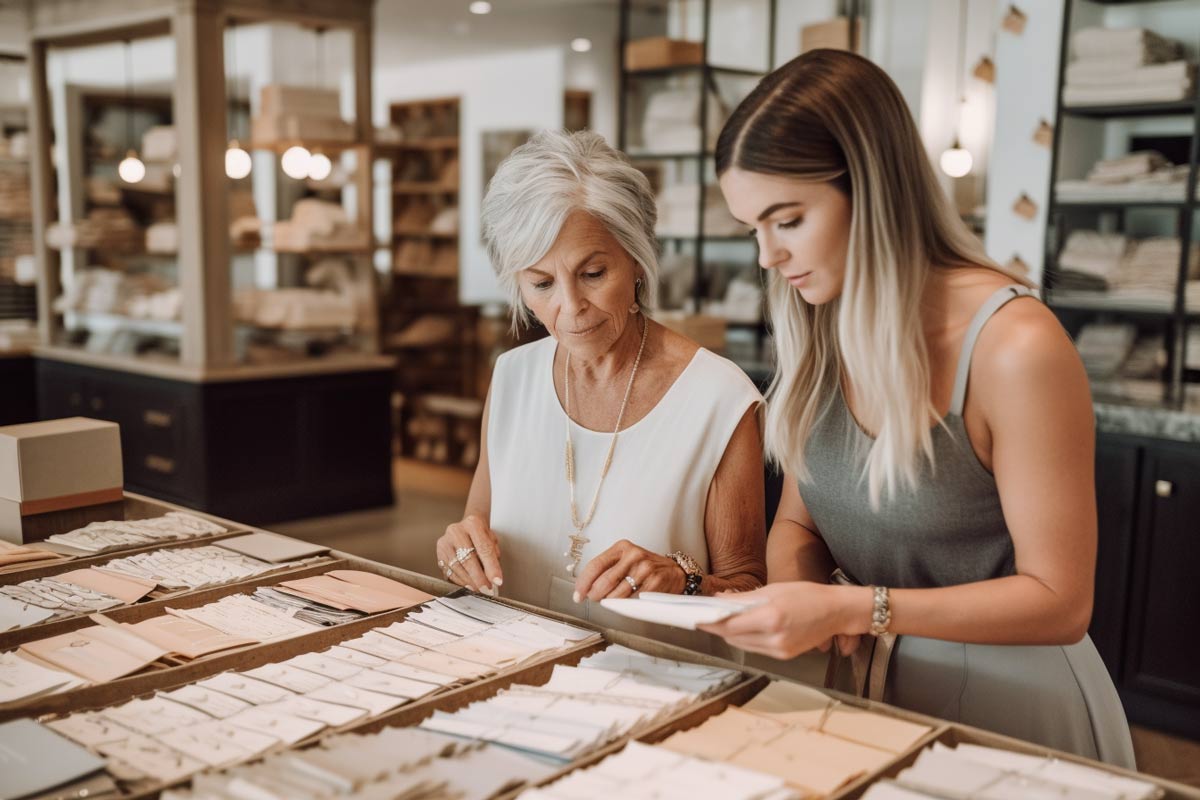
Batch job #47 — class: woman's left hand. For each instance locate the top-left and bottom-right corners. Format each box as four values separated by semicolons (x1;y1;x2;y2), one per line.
698;582;871;660
573;539;686;602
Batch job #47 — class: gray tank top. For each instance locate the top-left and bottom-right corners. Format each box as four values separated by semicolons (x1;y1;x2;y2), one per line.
800;285;1036;589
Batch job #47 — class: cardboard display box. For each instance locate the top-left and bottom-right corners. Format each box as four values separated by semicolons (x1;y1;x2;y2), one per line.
0;418;123;544
624;36;704;71
801;17;863;54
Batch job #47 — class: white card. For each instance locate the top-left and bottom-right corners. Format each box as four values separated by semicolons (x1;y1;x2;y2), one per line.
305;683;408;717
101;696;214;736
376;620;461;648
45;712;134;747
324;645;389;668
372;660;458;687
159;726;253;768
338;631;423;661
0;594;55;632
345;669;440;700
225;707;325;745
286;652;364;681
197;672;295;705
243;662;332;694
0;653;77;704
160;684;253;719
260;696;368;727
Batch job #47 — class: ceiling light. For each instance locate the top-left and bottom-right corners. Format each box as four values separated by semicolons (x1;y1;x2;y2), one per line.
570;38;592;53
308;152;333;181
469;1;492;14
939;139;973;178
225;141;252;179
118;150;145;184
281;145;312;180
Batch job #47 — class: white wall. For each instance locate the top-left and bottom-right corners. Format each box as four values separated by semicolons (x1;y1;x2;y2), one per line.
373;47;566;305
984;1;1067;282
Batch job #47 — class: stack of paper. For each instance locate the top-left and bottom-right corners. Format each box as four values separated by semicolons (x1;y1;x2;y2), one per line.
0;651;86;704
99;543;301;590
520;741;799;800
161;726;557;800
0;540;68;569
44;512;227;554
658;681;932;797
862;742;1160;800
420;644;740;762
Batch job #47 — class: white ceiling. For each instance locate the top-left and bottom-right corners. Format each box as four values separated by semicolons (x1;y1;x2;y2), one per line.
373;0;625;65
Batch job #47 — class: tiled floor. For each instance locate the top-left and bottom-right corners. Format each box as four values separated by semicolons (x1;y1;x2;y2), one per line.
275;458;1200;790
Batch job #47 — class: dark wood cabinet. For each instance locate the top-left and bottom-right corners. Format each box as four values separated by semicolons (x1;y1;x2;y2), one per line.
1092;433;1200;741
0;354;37;426
36;358;394;524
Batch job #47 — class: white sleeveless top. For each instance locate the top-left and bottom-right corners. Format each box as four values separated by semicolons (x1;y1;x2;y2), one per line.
488;335;762;655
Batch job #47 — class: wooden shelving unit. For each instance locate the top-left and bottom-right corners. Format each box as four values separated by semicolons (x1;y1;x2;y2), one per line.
382;97;481;467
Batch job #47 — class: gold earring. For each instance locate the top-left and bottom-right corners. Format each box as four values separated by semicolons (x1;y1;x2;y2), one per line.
629;277;642;314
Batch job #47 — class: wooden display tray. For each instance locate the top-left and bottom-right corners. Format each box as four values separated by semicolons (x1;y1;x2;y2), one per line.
0;494;247;580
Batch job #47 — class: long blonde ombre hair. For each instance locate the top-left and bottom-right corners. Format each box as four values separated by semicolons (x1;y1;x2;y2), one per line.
716;50;1026;507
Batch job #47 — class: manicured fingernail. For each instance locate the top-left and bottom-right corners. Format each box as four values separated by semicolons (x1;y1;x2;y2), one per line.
492;577;503;586
572;592;581;603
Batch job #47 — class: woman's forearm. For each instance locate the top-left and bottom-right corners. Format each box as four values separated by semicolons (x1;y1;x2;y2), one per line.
836;573;1093;646
768;520;835;583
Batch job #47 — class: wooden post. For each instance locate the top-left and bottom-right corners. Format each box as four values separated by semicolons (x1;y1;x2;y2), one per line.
27;39;57;347
174;3;233;368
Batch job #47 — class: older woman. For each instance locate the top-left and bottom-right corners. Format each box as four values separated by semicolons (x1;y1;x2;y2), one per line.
434;129;765;653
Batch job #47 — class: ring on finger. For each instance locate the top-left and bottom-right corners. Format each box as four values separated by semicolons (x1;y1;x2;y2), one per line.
454;546;475;564
625;575;638;592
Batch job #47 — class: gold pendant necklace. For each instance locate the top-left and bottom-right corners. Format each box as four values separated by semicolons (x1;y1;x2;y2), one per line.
563;315;648;575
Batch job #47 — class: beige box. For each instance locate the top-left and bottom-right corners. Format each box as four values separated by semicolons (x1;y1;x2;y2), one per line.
0;417;123;544
259;84;341;118
251;113;356;145
624;37;704;72
801;17;862;53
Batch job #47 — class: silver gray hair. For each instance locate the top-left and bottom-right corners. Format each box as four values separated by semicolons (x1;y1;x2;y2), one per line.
481;129;659;329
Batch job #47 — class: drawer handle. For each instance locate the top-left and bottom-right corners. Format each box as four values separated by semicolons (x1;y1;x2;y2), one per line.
143;409;173;428
1155;480;1174;499
145;455;176;474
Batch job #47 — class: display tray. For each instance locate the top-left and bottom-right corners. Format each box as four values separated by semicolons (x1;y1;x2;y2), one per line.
0;493;247;579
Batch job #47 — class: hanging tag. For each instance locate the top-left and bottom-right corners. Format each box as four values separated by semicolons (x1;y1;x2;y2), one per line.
973;55;996;84
1002;5;1027;35
1032;119;1054;148
1012;193;1038;220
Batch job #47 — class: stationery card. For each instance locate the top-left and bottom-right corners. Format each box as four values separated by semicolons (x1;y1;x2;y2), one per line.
304;683;408;717
225;707;326;745
101;696;214;736
242;661;333;694
376;619;461;649
197;672;295;705
160;684;253;719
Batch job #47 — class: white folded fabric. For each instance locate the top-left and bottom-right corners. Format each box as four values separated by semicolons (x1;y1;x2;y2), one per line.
1064;81;1193;106
1066;59;1193;87
1071;26;1180;64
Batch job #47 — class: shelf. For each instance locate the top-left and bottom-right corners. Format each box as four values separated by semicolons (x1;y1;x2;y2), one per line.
63;312;182;338
376;138;459;152
626;64;765;80
393;182;458;195
269;243;375;256
250;140;367;154
1053;200;1190;211
1060;100;1196;118
392;267;457;279
393;229;458;240
1048;293;1190;318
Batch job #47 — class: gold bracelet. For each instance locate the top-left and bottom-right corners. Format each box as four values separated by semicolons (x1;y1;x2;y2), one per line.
869;585;891;636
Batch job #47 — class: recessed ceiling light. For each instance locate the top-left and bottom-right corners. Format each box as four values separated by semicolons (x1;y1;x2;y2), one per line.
570;37;592;53
469;1;492;14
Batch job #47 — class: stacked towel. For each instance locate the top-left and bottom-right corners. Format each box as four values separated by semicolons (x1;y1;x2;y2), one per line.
1056;231;1129;290
1063;27;1193;106
1112;236;1200;295
655;184;743;237
641;87;727;153
1056;151;1190;203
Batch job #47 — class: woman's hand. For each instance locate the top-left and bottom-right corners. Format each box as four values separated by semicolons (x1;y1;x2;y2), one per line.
698;582;872;660
573;539;686;602
435;514;503;594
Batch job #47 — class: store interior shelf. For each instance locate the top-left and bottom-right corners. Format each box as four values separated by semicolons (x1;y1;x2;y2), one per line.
63;312;182;337
1047;293;1193;318
392;181;458;194
249;139;367;154
393;229;457;240
1053;199;1191;211
626;63;765;80
376;138;459;153
1060;99;1197;119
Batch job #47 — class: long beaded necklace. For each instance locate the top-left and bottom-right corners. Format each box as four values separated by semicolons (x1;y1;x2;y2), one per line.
562;315;648;575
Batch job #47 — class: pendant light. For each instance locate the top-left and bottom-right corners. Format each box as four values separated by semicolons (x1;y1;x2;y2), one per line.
117;40;145;184
224;21;252;179
305;26;331;181
940;0;974;179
